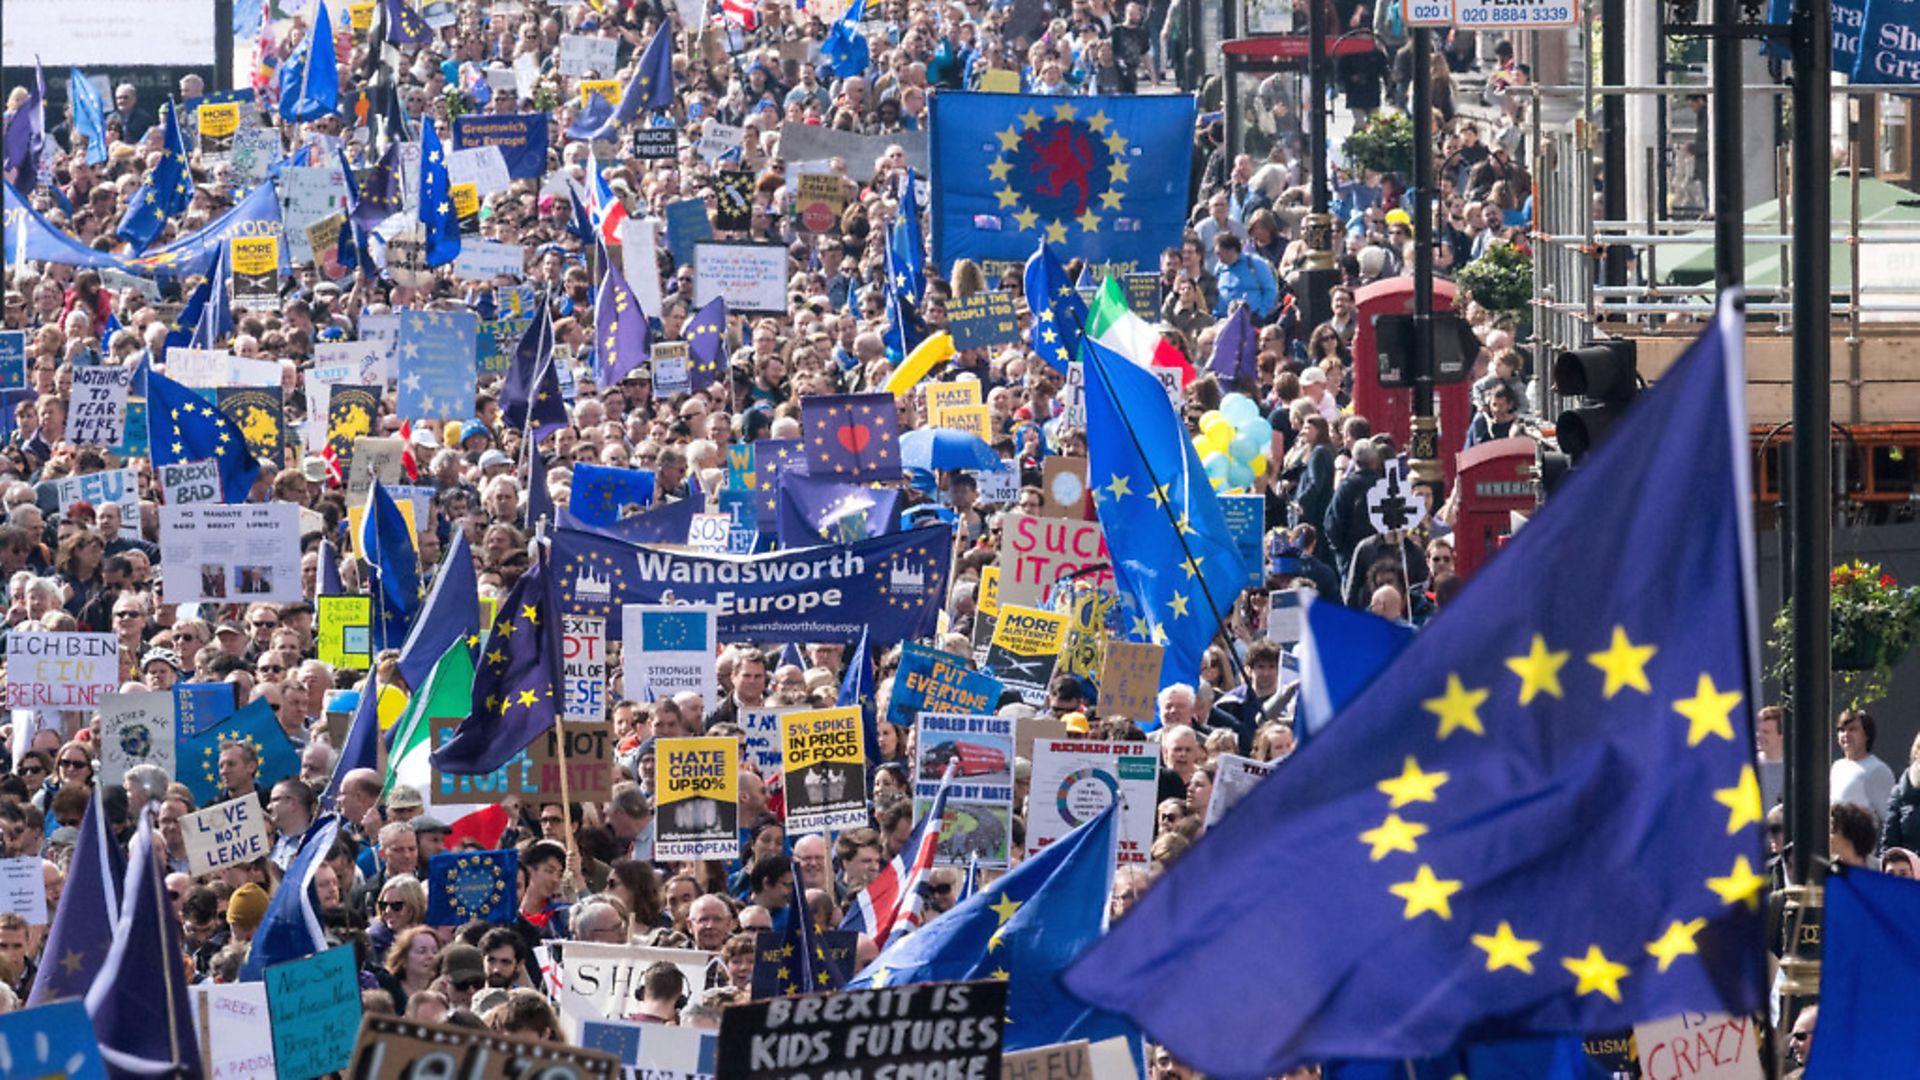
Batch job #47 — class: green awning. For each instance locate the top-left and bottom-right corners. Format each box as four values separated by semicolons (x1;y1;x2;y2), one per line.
1657;174;1920;290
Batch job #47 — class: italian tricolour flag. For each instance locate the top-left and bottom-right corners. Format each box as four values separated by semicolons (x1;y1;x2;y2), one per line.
1084;276;1197;386
385;643;510;850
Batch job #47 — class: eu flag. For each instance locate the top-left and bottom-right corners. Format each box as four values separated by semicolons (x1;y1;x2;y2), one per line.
84;813;203;1076
27;788;124;1005
396;528;480;691
501;295;567;442
385;0;431;46
572;461;657;527
116;103;192;253
891;169;926;304
68;68;108;166
753;858;855;997
1022;241;1085;373
432;549;565;775
1083;336;1247;688
1804;869;1920;1078
558;496;696;545
821;0;871;78
777;471;901;547
3;62;44;194
425;849;519;926
594;255;651;385
1211;303;1257;386
360;480;422;648
1062;296;1767;1074
177;697;302;807
147;367;261;504
278;1;340;124
418;115;461;267
801;392;901;482
240;815;341;981
351;140;404;231
686;295;728;392
930;93;1195;275
191;241;234;349
850;804;1135;1055
752;436;807;535
618;20;676;119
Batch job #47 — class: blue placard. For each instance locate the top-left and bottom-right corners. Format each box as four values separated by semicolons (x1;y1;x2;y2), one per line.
425;849;519;925
174;682;238;737
0;331;24;388
664;197;713;266
451;113;550;179
264;945;362;1080
1219;494;1266;588
886;641;1004;727
397;309;480;419
110;399;149;458
0;1000;106;1080
0;388;35;443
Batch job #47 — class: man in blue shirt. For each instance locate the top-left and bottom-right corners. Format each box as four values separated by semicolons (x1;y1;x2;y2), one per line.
1213;235;1279;321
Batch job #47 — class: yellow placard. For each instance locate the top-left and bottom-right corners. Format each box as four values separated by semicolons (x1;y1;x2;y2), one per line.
579;79;623;107
316;595;373;669
344;499;420;559
978;565;1000;617
981;69;1021;93
933;403;992;443
348;2;376;30
450;182;480;219
654;736;740;859
926;379;982;415
781;706;867;832
229;235;278;277
197;102;242;138
781;706;863;773
989;604;1068;658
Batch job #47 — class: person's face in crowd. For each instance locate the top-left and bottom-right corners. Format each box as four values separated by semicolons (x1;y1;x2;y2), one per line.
666;879;697;927
1186;770;1213;815
1331;290;1355;320
734;658;768;705
0;923;28;973
1836;713;1867;760
690;899;733;950
1165;731;1199;772
726;947;756;989
2;813;30;855
484;944;521;988
525;856;565;901
406;931;440;979
1249;652;1281;697
181;903;222;949
539;805;568;841
382;826;419;875
314;862;342;910
1788;1009;1816;1065
1756;714;1783;759
1160;691;1195;729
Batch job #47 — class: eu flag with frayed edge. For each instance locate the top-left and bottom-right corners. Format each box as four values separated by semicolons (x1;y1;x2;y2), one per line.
930;93;1195;275
240;815;342;981
27;788;123;1005
147;367;261;504
115;103;192;253
849;803;1138;1056
1804;868;1920;1078
361;479;422;648
1083;336;1247;690
432;548;564;774
1023;240;1085;373
1062;294;1767;1075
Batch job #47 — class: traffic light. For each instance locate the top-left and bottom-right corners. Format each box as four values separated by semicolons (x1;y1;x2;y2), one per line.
1553;340;1640;463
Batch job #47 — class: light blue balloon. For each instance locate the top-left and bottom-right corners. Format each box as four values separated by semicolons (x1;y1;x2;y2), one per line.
1227;459;1255;488
1220;394;1259;426
1229;433;1263;461
1204;452;1232;480
1240;417;1275;445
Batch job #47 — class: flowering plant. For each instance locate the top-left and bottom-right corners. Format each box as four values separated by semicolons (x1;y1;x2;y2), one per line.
1768;560;1920;708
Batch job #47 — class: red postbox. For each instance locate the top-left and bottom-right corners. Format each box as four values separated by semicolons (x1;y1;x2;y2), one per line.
1349;278;1474;492
1452;436;1538;579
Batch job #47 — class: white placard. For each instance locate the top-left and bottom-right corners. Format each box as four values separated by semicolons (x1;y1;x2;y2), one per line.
0;857;48;925
1633;1012;1762;1080
313;337;391;388
562;615;607;724
453;239;527;281
547;942;719;1040
225;355;284;388
49;467;141;538
1266;589;1305;643
164;348;236;387
1027;739;1157;865
736;707;787;778
971;461;1019;504
278;164;352;265
618;219;665;319
160;460;221;505
620;604;719;704
449;145;513;195
688;512;732;553
159;503;305;604
513;53;542;103
1451;0;1575;27
99;689;177;786
692;243;787;314
1365;459;1428;536
230;126;281;187
4;633;119;710
558;33;620;76
193;983;277;1080
696;122;745;162
182;796;272;877
68;365;135;446
1205;753;1276;827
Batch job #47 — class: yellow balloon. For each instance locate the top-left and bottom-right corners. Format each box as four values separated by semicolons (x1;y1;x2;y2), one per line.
1200;428;1232;455
1251;452;1271;477
882;332;956;396
1200;411;1230;433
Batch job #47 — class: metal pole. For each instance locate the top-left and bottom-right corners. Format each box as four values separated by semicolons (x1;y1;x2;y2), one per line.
1300;0;1338;330
1711;0;1743;290
1409;27;1438;485
1602;0;1629;287
1783;0;1830;1034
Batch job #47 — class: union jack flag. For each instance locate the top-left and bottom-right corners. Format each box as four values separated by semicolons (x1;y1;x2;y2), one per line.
840;763;956;949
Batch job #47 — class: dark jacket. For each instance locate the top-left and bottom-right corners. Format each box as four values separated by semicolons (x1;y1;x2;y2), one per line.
1323;466;1382;578
1293;443;1335;531
1884;769;1920;855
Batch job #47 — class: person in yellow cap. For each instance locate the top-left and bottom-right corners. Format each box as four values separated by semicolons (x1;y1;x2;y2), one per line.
226;883;270;945
1384;208;1413;228
1062;711;1090;736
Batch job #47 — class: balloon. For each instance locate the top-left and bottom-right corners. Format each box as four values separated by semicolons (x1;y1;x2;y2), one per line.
1203;452;1231;481
1198;428;1232;456
1200;410;1230;435
1221;395;1259;426
1227;459;1254;488
881;332;955;396
1240;417;1274;445
1229;433;1262;462
1252;452;1271;477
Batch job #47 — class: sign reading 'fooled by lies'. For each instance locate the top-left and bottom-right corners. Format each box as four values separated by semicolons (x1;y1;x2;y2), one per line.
4;632;119;708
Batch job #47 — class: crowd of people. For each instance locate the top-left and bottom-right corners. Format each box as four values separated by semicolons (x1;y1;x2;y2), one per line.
0;0;1908;1075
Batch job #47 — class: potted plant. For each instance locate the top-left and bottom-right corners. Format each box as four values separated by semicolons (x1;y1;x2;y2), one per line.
1454;242;1534;323
1768;560;1920;709
1343;110;1415;178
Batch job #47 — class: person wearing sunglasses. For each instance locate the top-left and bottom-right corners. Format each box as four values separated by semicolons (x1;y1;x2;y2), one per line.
12;751;54;805
370;875;428;955
36;741;96;813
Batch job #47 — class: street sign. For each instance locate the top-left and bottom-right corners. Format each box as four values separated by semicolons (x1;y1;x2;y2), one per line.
1451;0;1577;29
1366;460;1430;536
1404;0;1454;27
1373;312;1476;388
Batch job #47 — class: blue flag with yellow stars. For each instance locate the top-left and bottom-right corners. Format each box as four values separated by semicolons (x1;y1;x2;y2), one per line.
26;788;124;1006
360;480;422;648
801;392;902;482
751;436;806;535
777;471;902;548
753;857;856;997
432;548;565;775
501;294;567;442
891;169;926;304
177;698;302;808
572;462;657;528
930;93;1195;275
594;254;651;385
147;368;261;504
115;102;192;253
1082;336;1247;688
848;803;1136;1056
278;1;340;123
1022;241;1086;374
1061;295;1767;1075
687;295;728;392
425;849;519;926
618;19;676;119
383;0;430;45
418;115;461;267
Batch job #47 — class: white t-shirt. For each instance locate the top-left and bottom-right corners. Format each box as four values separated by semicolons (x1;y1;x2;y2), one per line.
1831;754;1897;815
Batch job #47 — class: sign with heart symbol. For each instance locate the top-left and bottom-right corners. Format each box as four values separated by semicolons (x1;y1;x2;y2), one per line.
802;391;901;482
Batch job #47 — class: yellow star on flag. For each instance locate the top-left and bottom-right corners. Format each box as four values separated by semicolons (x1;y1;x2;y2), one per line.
1561;945;1631;1002
1076;210;1101;234
1019;108;1043;130
1052;102;1078;121
1712;765;1764;835
1104;474;1131;500
1705;855;1768;910
1644;918;1706;972
996;188;1020;208
1167;592;1190;618
1013;208;1039;230
1045;220;1069;244
1588;626;1657;698
1377;757;1449;808
1423;674;1488;739
1387;864;1463;921
1504;635;1569;704
1673;673;1741;746
989;893;1021;925
1357;813;1427;861
988;159;1012;182
517;689;538;707
1471;921;1543;974
995;128;1021;152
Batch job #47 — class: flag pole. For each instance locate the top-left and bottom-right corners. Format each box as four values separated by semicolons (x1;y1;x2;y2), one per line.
530;516;577;871
1080;350;1256;699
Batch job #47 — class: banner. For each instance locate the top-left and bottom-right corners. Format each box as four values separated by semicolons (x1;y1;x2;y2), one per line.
350;1014;618;1080
452;114;550;179
554;524;952;647
430;722;616;805
996;512;1110;609
715;982;1006;1080
1204;753;1275;827
182;796;272;876
67;365;134;446
620;604;717;703
316;596;373;669
655;737;738;860
159;459;221;505
1027;739;1156;864
99;689;176;785
265;945;362;1080
425;849;518;926
159;503;304;604
780;707;866;832
5;633;118;709
886;642;1004;727
545;942;721;1041
984;605;1067;705
915;713;1017;867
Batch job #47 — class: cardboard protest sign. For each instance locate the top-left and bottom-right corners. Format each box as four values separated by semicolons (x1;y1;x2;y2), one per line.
689;512;732;553
265;945;362;1080
193;982;276;1080
996;512;1109;610
793;172;846;235
737;707;787;777
655;737;739;860
316;596;373;669
183;796;271;877
159;460;221;505
715;981;1007;1080
217;386;286;468
230;236;280;310
693;243;787;314
546;941;720;1040
278;164;352;265
1097;640;1162;725
345;436;408;505
198;101;241;156
984;606;1068;706
68;365;134;446
1632;1012;1761;1080
1028;739;1156;865
621;604;718;703
631;127;680;161
159;503;304;604
563;615;607;723
579;1020;716;1080
351;1013;619;1080
945;290;1021;350
1055;584;1120;682
98;689;176;785
1205;753;1276;827
650;340;691;395
425;849;518;926
1001;1039;1138;1080
578;78;622;108
915;713;1017;867
0;856;48;923
5;633;118;709
886;642;1003;728
780;707;866;833
1040;457;1089;518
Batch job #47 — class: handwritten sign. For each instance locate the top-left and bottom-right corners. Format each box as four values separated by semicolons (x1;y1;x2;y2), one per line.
68;365;134;446
159;459;221;505
0;856;48;924
1632;1011;1761;1080
558;33;620;76
1097;640;1163;725
100;689;177;786
265;945;362;1080
4;632;119;709
562;615;606;723
692;242;786;314
996;511;1110;609
317;596;373;670
183;796;271;877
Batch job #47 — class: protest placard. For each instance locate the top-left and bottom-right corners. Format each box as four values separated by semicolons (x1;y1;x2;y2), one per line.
996;512;1110;610
578;1021;716;1080
453;238;526;282
159;459;221;505
345;436;408;504
692;243;786;313
715;981;1006;1080
655;737;738;860
985;606;1067;706
620;219;665;317
973;460;1019;504
558;33;620;75
316;596;373;669
0;856;48;924
450;182;480;224
621;605;718;703
915;712;1017;866
278;164;352;265
776;122;929;172
688;512;731;552
5;633;118;709
1097;640;1163;725
1040;456;1088;518
664;197;713;266
230;236;280;310
1632;1012;1761;1080
99;689;177;785
160;503;303;604
266;945;363;1080
945;290;1022;350
183;796;272;877
578;78;622;107
0;331;23;388
198;101;241;156
886;642;1003;728
448;144;513;194
175;682;239;738
425;849;518;926
67;365;134;446
1028;739;1156;864
217;385;285;466
1205;753;1276;827
780;707;866;833
1002;1039;1138;1080
1219;493;1266;588
630;127;680;162
430;722;615;805
563;615;607;723
546;942;721;1041
698;124;746;164
48;467;139;536
925;379;982;416
794;172;846;235
229;126;281;187
351;1013;619;1080
193;982;276;1080
1267;589;1305;643
932;403;993;444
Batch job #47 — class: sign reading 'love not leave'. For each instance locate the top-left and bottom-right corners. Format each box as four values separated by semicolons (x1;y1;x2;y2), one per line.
799;391;902;483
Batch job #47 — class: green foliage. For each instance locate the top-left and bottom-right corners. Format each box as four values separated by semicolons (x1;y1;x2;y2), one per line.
1343;111;1415;177
1768;561;1920;709
1454;243;1533;317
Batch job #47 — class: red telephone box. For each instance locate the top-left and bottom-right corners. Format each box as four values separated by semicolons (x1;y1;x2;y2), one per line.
1452;436;1537;579
1350;278;1473;492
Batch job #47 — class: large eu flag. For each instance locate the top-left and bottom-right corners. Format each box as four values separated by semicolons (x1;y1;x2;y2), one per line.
930;93;1194;275
432;549;565;774
147;367;262;504
1062;295;1767;1075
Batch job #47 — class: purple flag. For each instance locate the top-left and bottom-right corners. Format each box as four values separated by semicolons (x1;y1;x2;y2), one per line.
1210;303;1258;386
687;294;728;391
3;62;46;194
